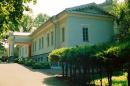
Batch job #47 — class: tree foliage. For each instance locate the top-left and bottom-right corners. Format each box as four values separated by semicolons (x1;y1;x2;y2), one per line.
18;13;49;32
110;1;130;40
48;48;69;62
33;13;49;28
0;0;36;36
19;15;33;32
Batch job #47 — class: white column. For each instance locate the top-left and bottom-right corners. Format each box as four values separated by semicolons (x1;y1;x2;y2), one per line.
9;41;14;57
8;32;15;62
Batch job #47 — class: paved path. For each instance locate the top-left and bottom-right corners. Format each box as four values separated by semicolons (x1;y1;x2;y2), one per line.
0;63;69;86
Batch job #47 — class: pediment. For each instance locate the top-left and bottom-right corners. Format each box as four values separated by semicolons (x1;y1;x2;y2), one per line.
66;3;111;16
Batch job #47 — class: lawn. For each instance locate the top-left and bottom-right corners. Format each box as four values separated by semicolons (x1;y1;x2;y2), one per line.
94;72;128;86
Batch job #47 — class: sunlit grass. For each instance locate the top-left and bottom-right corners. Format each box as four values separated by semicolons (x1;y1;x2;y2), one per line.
94;73;128;86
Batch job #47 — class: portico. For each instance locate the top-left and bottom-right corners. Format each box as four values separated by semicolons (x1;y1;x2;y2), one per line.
8;32;32;61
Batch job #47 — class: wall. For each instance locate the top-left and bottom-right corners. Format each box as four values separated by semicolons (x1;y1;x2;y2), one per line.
66;14;114;47
19;45;29;58
31;17;67;56
15;36;31;43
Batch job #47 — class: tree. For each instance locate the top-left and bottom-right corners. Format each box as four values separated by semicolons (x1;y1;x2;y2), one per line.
19;13;49;32
111;2;130;40
33;13;49;28
0;0;36;36
19;15;33;32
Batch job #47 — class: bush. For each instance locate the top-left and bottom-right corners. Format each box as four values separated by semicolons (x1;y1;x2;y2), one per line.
32;62;50;69
14;57;19;63
96;41;130;66
16;57;51;69
24;59;35;66
17;57;26;64
48;48;69;62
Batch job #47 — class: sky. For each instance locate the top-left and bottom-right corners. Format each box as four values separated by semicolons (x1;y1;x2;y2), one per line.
29;0;106;17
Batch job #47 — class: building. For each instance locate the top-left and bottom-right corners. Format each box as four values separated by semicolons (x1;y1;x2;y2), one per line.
8;0;117;62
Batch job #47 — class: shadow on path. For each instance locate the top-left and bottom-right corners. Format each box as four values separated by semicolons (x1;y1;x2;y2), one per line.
43;76;71;86
19;64;71;86
21;65;62;76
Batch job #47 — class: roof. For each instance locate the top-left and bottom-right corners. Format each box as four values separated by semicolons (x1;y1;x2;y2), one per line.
30;3;113;36
65;3;112;16
13;32;31;36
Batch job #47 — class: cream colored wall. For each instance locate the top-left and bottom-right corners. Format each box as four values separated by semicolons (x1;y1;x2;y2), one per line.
31;17;67;56
66;14;114;47
55;19;67;48
32;26;55;56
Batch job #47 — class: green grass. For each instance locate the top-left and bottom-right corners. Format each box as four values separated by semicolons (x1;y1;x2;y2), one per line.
94;73;128;86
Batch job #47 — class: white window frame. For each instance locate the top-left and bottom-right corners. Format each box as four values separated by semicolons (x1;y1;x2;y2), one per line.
81;24;89;42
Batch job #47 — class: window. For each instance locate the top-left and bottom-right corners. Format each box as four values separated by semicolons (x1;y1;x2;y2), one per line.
39;39;40;50
42;37;44;48
47;33;50;47
62;28;65;42
25;46;27;55
82;27;88;42
34;41;35;51
51;31;53;46
32;42;34;52
19;48;21;56
35;41;37;51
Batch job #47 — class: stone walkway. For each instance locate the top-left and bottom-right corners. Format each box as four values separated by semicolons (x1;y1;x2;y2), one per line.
0;63;69;86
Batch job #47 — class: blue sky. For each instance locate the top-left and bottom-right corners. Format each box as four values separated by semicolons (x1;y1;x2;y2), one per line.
29;0;106;17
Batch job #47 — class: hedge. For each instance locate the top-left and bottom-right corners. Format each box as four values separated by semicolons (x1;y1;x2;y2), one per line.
48;41;130;85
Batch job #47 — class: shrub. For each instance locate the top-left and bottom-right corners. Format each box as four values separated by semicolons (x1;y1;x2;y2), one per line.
17;57;26;64
14;57;18;63
96;41;130;65
24;59;35;66
32;62;50;69
48;48;69;62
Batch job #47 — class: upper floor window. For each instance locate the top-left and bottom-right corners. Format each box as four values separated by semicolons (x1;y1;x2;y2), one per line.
32;42;34;52
62;28;65;42
39;38;41;50
35;41;37;51
51;31;54;46
25;46;27;55
42;37;44;48
82;27;88;42
47;33;50;47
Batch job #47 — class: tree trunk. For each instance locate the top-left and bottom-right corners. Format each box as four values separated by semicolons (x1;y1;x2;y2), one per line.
99;68;103;86
65;62;68;77
109;73;112;86
69;63;72;77
78;63;81;75
108;72;112;86
73;64;77;81
62;62;65;78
